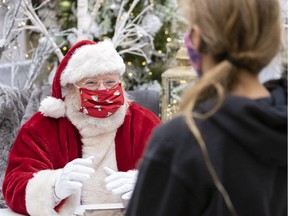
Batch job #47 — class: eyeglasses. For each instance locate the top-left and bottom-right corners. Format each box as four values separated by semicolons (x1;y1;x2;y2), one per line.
77;77;120;90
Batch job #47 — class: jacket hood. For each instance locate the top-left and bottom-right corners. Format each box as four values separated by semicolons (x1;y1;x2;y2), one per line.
199;78;287;166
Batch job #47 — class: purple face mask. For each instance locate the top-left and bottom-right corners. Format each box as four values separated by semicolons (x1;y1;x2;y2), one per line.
184;31;202;76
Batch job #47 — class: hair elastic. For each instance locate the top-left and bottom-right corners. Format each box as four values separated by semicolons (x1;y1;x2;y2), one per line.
226;55;243;68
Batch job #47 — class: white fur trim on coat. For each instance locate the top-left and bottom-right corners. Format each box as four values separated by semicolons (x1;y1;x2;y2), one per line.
26;169;80;216
61;40;126;86
39;96;66;118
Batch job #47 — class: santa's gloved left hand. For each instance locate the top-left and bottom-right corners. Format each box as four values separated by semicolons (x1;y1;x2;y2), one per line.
104;167;138;201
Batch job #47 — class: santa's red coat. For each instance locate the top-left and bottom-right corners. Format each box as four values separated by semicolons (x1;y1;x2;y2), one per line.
2;102;160;215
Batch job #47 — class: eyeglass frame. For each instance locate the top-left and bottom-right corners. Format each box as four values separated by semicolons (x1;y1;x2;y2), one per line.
74;75;121;90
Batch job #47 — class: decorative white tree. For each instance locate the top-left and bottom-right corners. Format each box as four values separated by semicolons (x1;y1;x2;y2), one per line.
0;0;68;88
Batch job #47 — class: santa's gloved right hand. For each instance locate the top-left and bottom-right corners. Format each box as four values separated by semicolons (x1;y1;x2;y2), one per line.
54;156;95;201
103;167;138;202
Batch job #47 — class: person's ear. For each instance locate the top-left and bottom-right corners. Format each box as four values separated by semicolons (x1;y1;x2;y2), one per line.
191;25;202;51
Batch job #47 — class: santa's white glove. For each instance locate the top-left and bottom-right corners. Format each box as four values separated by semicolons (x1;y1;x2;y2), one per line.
104;167;138;202
54;156;95;201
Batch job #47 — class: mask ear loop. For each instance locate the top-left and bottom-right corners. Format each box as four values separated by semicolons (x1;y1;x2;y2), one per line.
71;84;82;110
73;84;81;89
186;112;238;216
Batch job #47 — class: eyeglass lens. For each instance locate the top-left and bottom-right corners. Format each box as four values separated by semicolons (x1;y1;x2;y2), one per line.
82;78;119;90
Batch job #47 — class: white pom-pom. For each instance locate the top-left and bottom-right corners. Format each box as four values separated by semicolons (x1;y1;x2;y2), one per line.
39;96;66;119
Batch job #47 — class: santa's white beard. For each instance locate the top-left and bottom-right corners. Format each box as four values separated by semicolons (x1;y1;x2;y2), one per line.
63;89;130;212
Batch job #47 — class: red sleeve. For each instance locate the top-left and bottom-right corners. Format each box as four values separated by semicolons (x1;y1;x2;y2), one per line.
115;102;161;171
2;113;81;214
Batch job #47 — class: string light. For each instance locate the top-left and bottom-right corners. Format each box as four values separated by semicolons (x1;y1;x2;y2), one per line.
148;71;153;76
164;104;179;118
62;46;68;51
128;72;133;77
164;30;169;35
127;61;132;66
47;65;52;71
157;50;162;54
0;0;10;9
141;61;146;66
167;37;172;42
18;22;26;27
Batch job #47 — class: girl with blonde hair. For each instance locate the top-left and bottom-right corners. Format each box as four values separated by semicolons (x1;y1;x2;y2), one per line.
126;0;287;215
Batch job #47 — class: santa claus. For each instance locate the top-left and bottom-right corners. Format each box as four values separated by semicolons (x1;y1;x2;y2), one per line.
2;40;161;216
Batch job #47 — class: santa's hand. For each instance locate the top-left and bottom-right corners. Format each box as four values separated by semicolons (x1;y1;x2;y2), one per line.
54;156;95;201
104;167;138;201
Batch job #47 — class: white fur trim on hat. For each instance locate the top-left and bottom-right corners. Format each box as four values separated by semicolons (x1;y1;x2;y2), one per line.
60;40;126;86
39;96;66;118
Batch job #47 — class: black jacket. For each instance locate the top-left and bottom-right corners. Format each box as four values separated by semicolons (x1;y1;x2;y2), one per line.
126;79;287;216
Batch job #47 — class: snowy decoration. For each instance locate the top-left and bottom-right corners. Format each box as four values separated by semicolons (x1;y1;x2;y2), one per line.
0;0;75;88
137;80;162;92
0;60;31;88
18;0;64;61
67;0;102;44
36;0;58;29
140;13;163;36
0;0;22;60
24;36;54;88
0;39;4;48
112;0;154;64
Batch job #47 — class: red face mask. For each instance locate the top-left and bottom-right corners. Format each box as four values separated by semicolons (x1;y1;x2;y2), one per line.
78;83;124;118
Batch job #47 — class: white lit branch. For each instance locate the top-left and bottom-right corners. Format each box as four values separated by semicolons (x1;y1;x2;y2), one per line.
18;0;63;61
112;0;154;63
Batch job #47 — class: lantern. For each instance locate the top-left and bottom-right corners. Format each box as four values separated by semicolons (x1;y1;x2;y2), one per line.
161;42;198;122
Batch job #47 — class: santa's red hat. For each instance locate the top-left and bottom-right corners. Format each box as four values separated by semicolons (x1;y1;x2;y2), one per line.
39;40;126;118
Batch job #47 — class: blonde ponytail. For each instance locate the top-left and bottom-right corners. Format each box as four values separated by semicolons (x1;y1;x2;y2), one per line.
180;60;239;215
